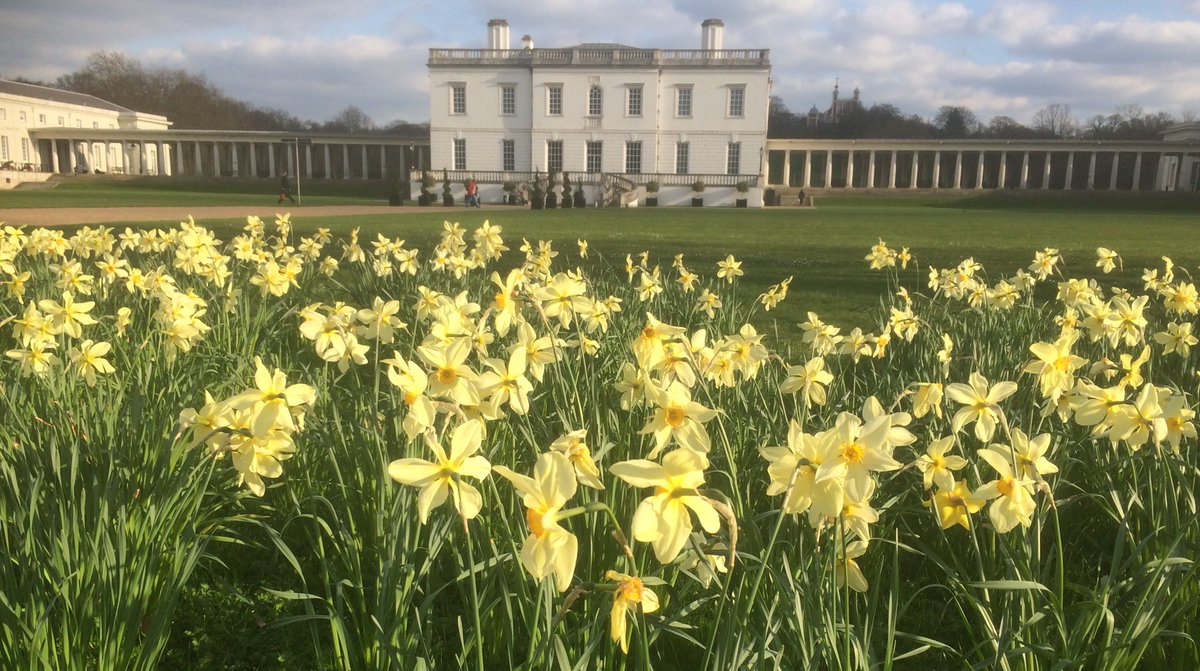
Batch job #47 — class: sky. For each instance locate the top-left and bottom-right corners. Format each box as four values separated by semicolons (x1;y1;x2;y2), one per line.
2;0;1199;127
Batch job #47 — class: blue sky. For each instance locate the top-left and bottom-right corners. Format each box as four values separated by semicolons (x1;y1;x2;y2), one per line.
2;0;1198;127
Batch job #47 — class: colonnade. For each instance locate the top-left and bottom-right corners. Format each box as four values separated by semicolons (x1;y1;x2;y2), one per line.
765;142;1200;192
34;134;429;180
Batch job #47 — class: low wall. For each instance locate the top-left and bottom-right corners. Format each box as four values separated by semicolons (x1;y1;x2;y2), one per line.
407;181;764;207
0;170;52;190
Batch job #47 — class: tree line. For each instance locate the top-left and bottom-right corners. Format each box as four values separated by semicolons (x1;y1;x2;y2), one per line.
10;51;426;135
769;96;1190;141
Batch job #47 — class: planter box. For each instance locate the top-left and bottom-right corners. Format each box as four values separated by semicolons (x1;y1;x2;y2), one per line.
736;198;748;208
691;197;704;207
646;197;658;207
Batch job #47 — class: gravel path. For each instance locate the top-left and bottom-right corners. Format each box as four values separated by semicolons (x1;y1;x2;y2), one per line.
0;204;442;227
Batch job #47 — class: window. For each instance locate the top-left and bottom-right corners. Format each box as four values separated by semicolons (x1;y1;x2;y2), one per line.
586;141;603;173
38;114;45;124
93;121;99;129
625;141;642;174
547;140;563;173
728;86;745;118
21;138;29;162
675;142;689;175
547;85;563;116
588;85;603;117
727;142;741;175
453;138;466;170
502;139;515;171
75;119;82;127
626;86;642;117
501;85;516;115
1;137;8;161
19;111;26;122
0;109;5;121
58;116;65;126
676;86;693;117
451;84;466;115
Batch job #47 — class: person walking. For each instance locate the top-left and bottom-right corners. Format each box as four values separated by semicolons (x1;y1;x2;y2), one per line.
279;171;296;204
465;178;480;208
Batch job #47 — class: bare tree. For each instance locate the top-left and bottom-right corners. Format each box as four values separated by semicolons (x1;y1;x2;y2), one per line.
933;105;980;138
1032;103;1076;138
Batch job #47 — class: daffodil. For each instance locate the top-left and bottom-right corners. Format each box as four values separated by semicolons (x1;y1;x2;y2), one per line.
549;429;605;489
493;452;578;592
946;372;1018;442
231;357;317;436
606;571;660;654
814;413;901;491
388;420;492;524
716;254;743;284
610;448;721;563
67;339;115;387
914;436;967;491
834;538;870;592
987;429;1058;481
479;347;534;415
780;356;834;408
641;381;717;457
38;291;96;339
1024;332;1087;401
975;448;1037;533
932;479;985;530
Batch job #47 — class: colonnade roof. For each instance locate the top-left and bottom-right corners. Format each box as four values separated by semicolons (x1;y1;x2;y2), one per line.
766;138;1200;152
27;127;430;145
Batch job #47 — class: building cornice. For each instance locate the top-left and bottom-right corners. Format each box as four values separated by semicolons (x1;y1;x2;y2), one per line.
428;48;769;68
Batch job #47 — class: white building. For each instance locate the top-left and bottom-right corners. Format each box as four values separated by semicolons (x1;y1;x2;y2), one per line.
0;79;171;187
426;19;771;206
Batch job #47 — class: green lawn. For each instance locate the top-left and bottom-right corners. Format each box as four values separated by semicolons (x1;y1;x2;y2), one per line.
15;179;1200;332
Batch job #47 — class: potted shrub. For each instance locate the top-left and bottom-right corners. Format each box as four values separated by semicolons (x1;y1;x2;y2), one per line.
388;176;404;206
419;170;436;206
645;180;661;207
691;178;706;207
735;180;750;208
545;173;559;209
561;172;573;209
530;171;545;210
502;180;517;205
441;169;454;207
573;183;585;208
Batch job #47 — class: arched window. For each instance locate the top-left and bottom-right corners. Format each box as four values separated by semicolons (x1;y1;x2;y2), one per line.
588;85;603;117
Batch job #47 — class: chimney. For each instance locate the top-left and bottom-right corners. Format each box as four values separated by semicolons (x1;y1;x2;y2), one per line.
701;19;724;50
487;19;509;50
521;34;534;50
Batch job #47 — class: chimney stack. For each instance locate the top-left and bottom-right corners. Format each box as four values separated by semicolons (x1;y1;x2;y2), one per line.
701;18;724;50
487;19;510;50
521;34;534;50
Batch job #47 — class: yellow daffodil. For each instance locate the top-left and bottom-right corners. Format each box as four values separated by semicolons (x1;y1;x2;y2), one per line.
975;448;1037;533
610;448;721;563
549;429;605;489
914;436;967;491
493;451;578;592
946;372;1018;442
932;479;985;530
67;339;115;387
641;381;717;458
388;420;491;524
606;571;660;654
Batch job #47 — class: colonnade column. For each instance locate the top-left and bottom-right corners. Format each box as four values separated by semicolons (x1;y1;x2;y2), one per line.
68;141;78;173
1042;152;1052;189
802;150;811;188
360;144;368;179
175;141;184;175
910;152;919;188
1064;151;1075;190
867;150;876;188
932;152;941;189
194;142;202;175
782;150;791;187
888;150;897;188
230;142;240;176
953;151;963;189
287;144;296;177
1087;152;1097;189
1132;152;1143;190
307;145;314;179
211;143;220;176
343;146;351;181
51;141;61;173
998;151;1008;189
268;144;276;177
976;152;985;189
846;151;855;188
1109;152;1120;190
1020;152;1030;189
249;143;258;177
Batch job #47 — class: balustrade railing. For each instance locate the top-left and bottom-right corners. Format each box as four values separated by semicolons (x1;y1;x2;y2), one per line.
428;48;768;67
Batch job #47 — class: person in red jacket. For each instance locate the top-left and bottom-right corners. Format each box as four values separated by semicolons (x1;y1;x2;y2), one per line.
465;178;480;208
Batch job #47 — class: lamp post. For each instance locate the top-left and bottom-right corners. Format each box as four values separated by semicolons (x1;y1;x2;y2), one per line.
281;137;312;204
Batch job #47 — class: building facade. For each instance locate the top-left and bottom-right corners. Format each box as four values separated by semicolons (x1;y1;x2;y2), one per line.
426;19;771;205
